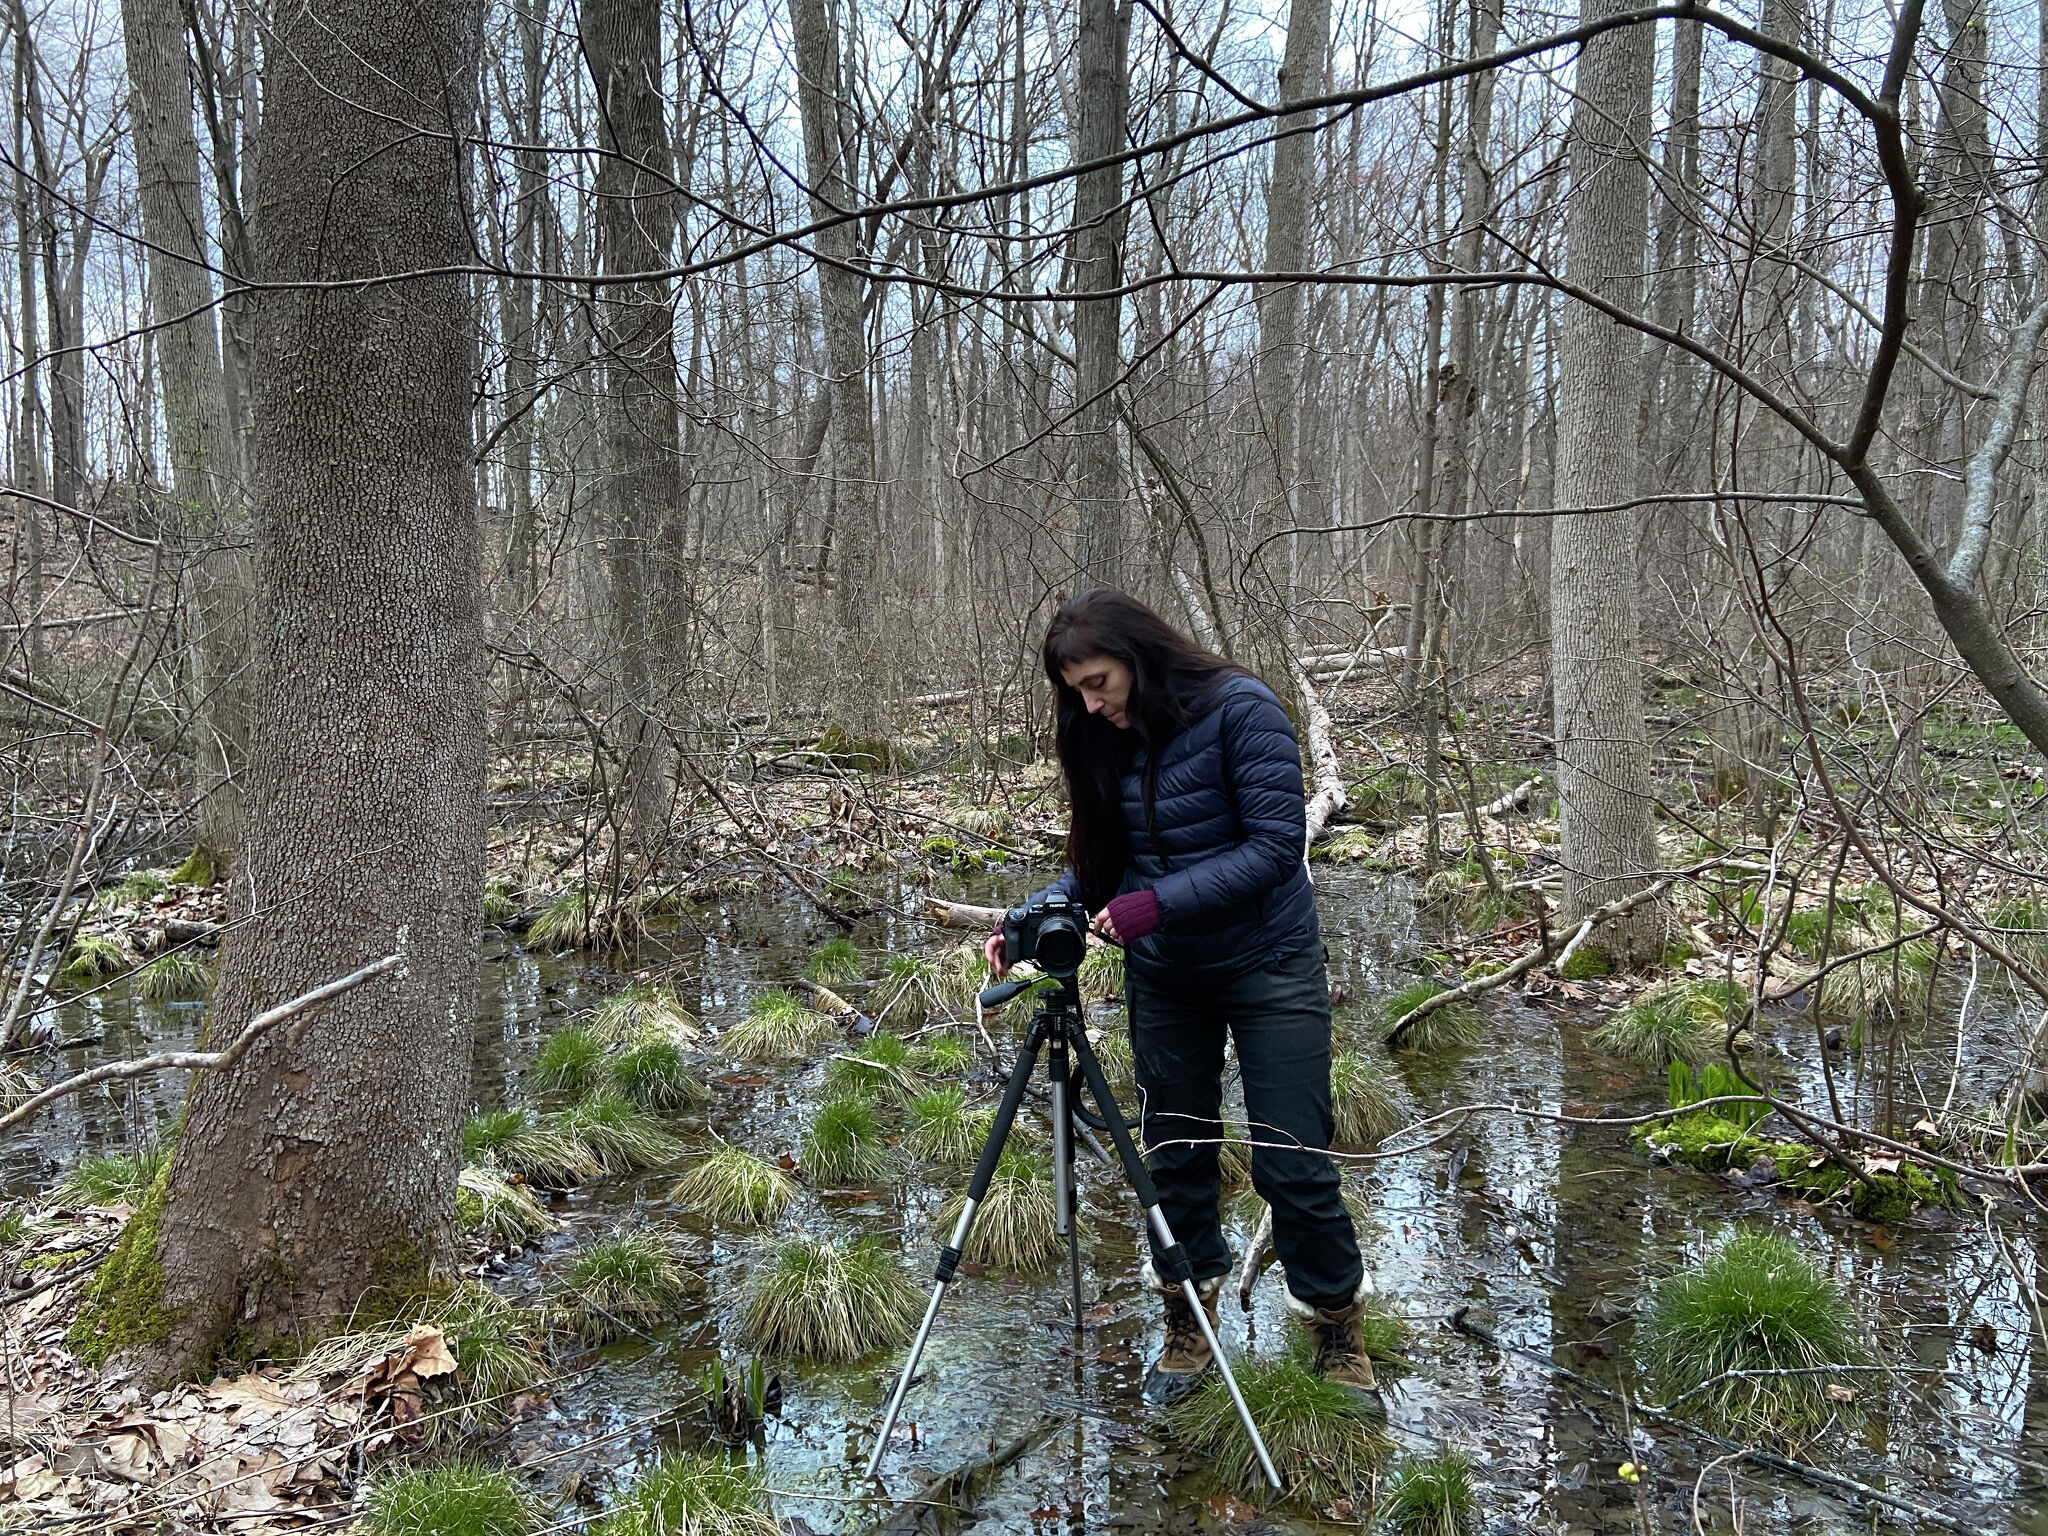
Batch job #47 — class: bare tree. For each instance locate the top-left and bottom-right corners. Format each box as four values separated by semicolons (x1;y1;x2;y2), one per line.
91;0;487;1377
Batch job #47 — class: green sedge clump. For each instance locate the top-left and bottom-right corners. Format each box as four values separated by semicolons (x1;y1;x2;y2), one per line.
824;1032;914;1098
456;1165;555;1248
911;1030;974;1075
1329;1050;1403;1150
597;1452;777;1536
874;953;941;1026
669;1143;797;1224
802;1094;891;1185
561;1092;683;1175
53;1147;170;1209
361;1460;534;1536
608;1036;706;1112
1381;1448;1479;1535
1380;980;1482;1051
904;1087;990;1167
532;1025;606;1095
57;934;129;986
1591;977;1747;1070
133;952;212;1002
1169;1337;1394;1507
465;1108;602;1188
803;938;864;986
1643;1226;1873;1440
723;989;833;1061
935;1145;1062;1270
559;1230;695;1345
742;1235;922;1361
591;983;700;1045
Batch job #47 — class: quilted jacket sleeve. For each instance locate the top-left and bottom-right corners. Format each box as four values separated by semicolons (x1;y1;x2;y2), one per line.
1149;688;1306;927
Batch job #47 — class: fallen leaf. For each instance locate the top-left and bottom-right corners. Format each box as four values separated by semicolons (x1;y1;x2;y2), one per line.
1824;1384;1856;1403
1207;1491;1259;1522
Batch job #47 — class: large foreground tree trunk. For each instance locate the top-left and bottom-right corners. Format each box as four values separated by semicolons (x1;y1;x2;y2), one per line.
121;0;250;863
1546;0;1665;964
93;0;486;1377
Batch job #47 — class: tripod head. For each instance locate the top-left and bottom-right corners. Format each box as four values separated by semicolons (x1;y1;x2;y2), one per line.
976;970;1082;1018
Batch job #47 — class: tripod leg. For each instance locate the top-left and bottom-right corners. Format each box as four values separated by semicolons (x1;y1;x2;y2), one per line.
1067;1029;1286;1494
1048;1036;1085;1330
864;1022;1048;1481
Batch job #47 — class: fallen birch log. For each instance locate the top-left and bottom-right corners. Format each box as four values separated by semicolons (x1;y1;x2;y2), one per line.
1434;776;1541;820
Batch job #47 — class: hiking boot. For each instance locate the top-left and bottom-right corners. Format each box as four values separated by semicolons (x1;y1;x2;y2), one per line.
1141;1261;1222;1407
1288;1281;1387;1423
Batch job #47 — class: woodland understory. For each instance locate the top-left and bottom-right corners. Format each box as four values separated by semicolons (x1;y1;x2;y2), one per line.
8;0;2048;1528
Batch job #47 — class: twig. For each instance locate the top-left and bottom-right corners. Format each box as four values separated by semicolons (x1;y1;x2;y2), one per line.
0;953;402;1135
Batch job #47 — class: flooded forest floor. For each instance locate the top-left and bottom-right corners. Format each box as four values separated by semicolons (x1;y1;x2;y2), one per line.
5;695;2047;1535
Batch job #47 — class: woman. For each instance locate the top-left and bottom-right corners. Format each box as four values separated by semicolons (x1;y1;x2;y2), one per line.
985;589;1377;1412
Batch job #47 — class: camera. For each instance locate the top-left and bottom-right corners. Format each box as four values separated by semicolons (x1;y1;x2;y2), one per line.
1002;892;1090;978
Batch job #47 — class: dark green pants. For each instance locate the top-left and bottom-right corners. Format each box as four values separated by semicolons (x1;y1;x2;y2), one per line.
1125;941;1364;1309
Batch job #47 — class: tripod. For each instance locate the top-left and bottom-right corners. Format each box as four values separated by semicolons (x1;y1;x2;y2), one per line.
864;972;1282;1491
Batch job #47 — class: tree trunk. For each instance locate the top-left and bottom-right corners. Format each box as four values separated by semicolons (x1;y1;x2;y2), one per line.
1071;0;1132;591
788;0;882;715
123;0;485;1378
121;0;249;862
583;0;680;850
1546;0;1665;965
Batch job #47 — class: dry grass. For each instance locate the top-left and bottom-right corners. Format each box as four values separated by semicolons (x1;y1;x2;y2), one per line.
558;1229;696;1344
456;1165;555;1248
742;1235;923;1361
935;1145;1063;1270
1329;1050;1404;1150
669;1143;797;1223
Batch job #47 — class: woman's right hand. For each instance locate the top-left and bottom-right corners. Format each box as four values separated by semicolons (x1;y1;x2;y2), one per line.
984;928;1008;977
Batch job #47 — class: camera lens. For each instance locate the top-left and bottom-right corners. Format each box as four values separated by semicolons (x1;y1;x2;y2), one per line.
1035;916;1086;974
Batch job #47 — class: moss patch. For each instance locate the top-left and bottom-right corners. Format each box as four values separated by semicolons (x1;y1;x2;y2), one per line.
69;1165;178;1366
1558;945;1613;981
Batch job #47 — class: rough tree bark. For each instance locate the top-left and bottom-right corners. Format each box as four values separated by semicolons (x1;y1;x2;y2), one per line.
1071;0;1132;591
109;0;486;1378
120;0;250;862
1546;0;1665;964
788;0;882;708
583;0;680;851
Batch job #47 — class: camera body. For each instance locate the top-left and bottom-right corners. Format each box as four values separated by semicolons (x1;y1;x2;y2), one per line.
1002;891;1091;978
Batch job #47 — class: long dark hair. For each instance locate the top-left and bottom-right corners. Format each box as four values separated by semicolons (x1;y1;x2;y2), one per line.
1042;589;1248;905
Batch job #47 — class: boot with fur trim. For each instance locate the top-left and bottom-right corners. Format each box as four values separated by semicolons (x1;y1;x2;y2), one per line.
1141;1260;1223;1407
1287;1279;1387;1420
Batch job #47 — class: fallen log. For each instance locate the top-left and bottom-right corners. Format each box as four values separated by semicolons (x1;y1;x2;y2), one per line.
1433;776;1541;820
1383;875;1678;1048
1290;655;1351;849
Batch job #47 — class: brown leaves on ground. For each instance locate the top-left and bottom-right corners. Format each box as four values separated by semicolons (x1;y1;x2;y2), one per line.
3;1268;526;1534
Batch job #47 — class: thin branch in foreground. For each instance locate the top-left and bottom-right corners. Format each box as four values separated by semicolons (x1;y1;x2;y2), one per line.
0;952;404;1136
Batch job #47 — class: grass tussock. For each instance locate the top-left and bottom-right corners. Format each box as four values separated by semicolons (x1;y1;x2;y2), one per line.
591;984;701;1045
904;1087;991;1167
1329;1050;1404;1150
57;934;129;986
802;938;864;986
802;1094;891;1185
874;953;942;1026
936;1145;1062;1270
362;1459;534;1536
742;1235;922;1361
911;1031;974;1075
1824;916;1936;1020
1643;1226;1872;1441
560;1230;696;1345
723;989;834;1061
1380;980;1482;1052
105;870;168;909
670;1143;797;1223
133;952;212;1002
300;1283;548;1417
1381;1448;1479;1535
597;1451;778;1536
1591;977;1747;1070
823;1032;916;1099
1078;942;1125;999
1217;1127;1253;1190
456;1165;556;1248
1168;1339;1395;1507
1086;1021;1134;1092
608;1036;707;1112
465;1108;602;1188
53;1146;169;1209
532;1025;606;1095
561;1092;683;1174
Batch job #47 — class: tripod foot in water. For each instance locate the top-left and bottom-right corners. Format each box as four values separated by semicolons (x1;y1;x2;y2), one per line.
1141;1261;1222;1407
1288;1281;1388;1425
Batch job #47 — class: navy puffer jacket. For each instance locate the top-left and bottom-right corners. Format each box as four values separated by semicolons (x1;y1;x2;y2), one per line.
1043;673;1318;986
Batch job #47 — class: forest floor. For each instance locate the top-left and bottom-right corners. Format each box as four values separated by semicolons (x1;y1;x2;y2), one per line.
4;677;2044;1532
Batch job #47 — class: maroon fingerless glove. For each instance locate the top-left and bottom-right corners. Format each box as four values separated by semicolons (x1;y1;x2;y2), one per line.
1101;889;1162;943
